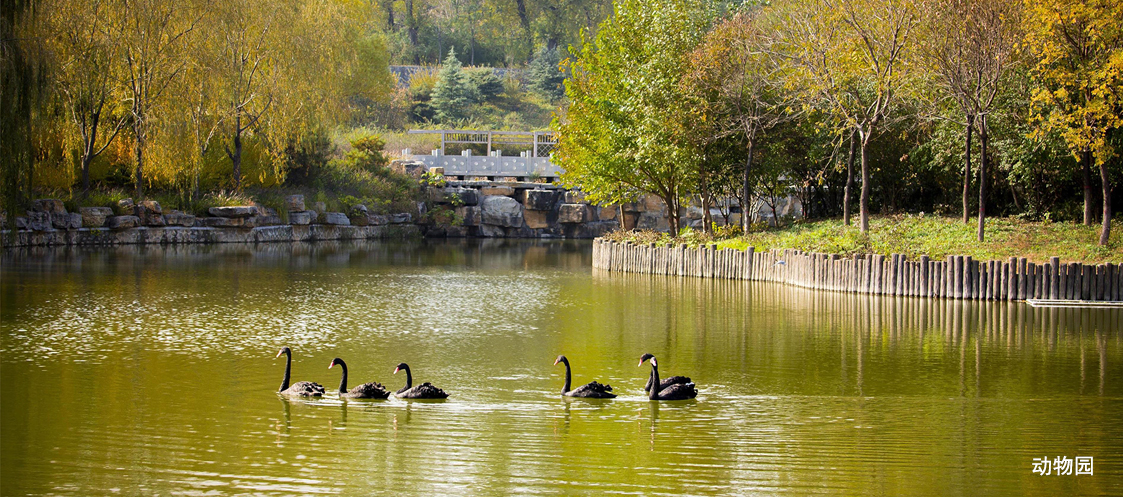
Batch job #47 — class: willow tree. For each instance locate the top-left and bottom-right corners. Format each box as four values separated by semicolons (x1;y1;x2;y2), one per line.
776;0;919;233
1025;0;1122;246
554;0;711;235
115;0;205;198
43;0;129;195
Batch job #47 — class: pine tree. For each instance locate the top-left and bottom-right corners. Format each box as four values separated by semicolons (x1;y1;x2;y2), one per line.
432;48;474;122
528;47;566;101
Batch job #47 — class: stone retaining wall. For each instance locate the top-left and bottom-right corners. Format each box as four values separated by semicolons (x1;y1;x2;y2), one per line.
592;239;1123;302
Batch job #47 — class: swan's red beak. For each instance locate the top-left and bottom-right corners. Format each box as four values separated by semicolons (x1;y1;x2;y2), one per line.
276;350;284;358
638;360;645;366
553;358;560;365
393;367;400;374
328;362;334;369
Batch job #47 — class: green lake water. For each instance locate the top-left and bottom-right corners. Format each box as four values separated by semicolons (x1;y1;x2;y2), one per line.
1;240;1120;495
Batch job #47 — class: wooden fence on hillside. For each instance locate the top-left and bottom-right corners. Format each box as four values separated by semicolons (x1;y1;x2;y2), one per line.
592;239;1123;302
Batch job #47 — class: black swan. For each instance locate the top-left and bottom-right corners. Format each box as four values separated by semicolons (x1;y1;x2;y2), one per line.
329;358;390;399
393;363;449;399
275;347;326;396
642;355;692;393
553;355;616;398
639;353;697;400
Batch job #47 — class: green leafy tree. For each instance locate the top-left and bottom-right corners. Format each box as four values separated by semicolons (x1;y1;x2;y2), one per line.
432;47;475;122
555;0;712;235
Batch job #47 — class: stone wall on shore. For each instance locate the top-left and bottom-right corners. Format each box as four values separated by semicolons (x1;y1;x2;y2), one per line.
592;239;1123;302
1;194;419;248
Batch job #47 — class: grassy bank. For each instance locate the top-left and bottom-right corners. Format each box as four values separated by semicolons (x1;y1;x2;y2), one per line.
604;215;1121;264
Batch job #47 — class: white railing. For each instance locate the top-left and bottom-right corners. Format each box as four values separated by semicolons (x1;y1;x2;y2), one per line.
405;129;562;178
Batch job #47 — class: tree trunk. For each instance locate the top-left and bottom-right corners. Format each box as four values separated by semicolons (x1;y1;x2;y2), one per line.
859;132;870;234
514;0;532;62
231;114;243;190
977;114;988;242
963;114;974;224
1083;150;1093;225
1101;160;1112;246
844;130;855;226
742;141;754;232
384;0;394;30
134;123;145;199
406;0;419;64
662;194;679;236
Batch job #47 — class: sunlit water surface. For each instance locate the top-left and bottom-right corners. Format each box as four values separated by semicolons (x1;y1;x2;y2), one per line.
2;240;1120;495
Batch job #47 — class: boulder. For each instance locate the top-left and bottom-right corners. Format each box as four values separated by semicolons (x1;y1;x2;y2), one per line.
455;206;481;226
244;215;282;228
523;209;550;229
289;211;314;225
79;207;114;228
598;206;618;221
164;210;196;227
563;191;587;204
479;224;506;237
524;189;557;211
621;212;638;230
350;204;369;217
558;203;588;224
321;212;350;225
25;211;52;231
479;186;515;197
680;206;705;221
134;200;165;226
53;213;82;230
349;213;370;226
207;206;256;218
428;167;445;175
389;212;412;224
367;214;389;226
312;201;327;213
286;194;306;212
642;195;665;212
107;215;140;230
636;212;670;232
480;195;523;228
622;201;643;213
200;216;244;228
33;199;67;215
14;216;28;230
117;198;135;215
389;159;427;179
444;187;479;206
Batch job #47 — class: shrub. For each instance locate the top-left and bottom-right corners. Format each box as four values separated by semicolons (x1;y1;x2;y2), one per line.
468;68;503;102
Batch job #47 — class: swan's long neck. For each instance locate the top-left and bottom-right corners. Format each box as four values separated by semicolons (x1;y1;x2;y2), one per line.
648;362;660;400
280;351;292;392
337;360;349;393
561;358;572;394
402;365;413;390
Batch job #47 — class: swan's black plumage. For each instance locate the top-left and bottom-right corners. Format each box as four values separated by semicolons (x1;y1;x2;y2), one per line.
554;355;616;398
639;353;697;400
329;358;390;399
393;363;449;399
276;347;325;397
644;374;692;393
